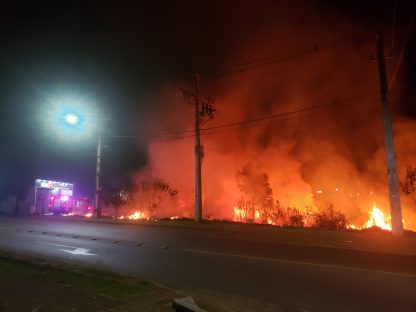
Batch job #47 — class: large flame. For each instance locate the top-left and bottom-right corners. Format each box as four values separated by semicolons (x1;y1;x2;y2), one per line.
348;204;393;231
363;205;392;231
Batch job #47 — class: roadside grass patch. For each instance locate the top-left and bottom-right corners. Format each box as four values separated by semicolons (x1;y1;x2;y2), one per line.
0;255;159;312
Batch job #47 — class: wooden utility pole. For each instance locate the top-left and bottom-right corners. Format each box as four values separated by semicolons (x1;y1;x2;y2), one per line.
376;30;404;235
194;74;203;222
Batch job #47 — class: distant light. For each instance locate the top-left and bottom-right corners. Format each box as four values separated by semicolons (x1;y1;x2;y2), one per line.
64;113;79;125
61;195;69;201
316;190;323;194
42;94;100;143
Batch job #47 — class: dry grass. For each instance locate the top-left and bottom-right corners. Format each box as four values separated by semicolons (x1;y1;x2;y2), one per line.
0;255;175;312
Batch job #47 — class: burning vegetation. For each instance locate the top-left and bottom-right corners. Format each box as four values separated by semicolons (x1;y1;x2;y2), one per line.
109;165;402;232
106;1;416;232
232;162;347;229
109;177;186;220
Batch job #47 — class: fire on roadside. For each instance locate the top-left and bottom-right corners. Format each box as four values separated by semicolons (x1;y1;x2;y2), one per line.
233;201;398;231
118;211;149;220
348;204;392;231
363;205;392;230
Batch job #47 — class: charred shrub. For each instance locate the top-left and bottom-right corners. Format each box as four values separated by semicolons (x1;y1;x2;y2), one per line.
312;205;348;230
266;202;305;227
287;207;305;227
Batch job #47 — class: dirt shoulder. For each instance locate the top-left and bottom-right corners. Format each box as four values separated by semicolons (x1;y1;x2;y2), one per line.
0;252;286;312
0;253;177;312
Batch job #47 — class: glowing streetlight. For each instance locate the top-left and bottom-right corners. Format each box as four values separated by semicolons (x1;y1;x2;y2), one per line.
60;108;102;218
43;96;103;218
64;113;79;125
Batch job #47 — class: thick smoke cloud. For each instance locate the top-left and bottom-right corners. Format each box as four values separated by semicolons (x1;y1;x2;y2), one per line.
133;1;416;229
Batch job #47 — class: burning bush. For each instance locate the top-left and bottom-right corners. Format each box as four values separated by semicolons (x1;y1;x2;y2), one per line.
234;198;256;222
235;163;314;227
311;205;348;230
270;201;305;227
235;162;274;221
263;201;306;227
117;177;178;218
234;198;303;226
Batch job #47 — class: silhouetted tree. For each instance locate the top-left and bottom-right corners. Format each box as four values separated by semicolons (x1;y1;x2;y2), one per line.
400;165;416;205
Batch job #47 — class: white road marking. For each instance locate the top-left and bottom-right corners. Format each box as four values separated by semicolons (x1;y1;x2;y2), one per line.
59;247;96;256
40;242;96;256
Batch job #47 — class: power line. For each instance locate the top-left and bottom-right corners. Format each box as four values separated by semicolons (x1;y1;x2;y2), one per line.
201;41;353;79
117;91;379;142
391;0;398;52
150;133;196;143
108;128;195;139
389;5;416;90
200;97;381;138
200;92;378;132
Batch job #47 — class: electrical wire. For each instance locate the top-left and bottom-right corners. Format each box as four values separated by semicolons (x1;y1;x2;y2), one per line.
108;128;196;139
377;0;389;35
391;0;398;52
202;41;351;80
200;97;381;138
389;5;416;90
150;133;196;143
110;92;379;142
200;92;378;132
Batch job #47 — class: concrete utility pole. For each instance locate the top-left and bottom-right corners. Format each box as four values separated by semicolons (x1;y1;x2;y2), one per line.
376;30;404;235
181;74;215;222
194;73;203;222
95;131;102;218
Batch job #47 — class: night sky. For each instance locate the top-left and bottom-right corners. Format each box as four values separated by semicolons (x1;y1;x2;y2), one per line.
0;0;415;200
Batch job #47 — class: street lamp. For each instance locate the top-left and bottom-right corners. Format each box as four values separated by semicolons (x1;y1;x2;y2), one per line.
64;113;79;125
59;109;102;218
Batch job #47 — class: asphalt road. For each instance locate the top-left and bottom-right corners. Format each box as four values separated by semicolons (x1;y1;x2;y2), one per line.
0;216;415;312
